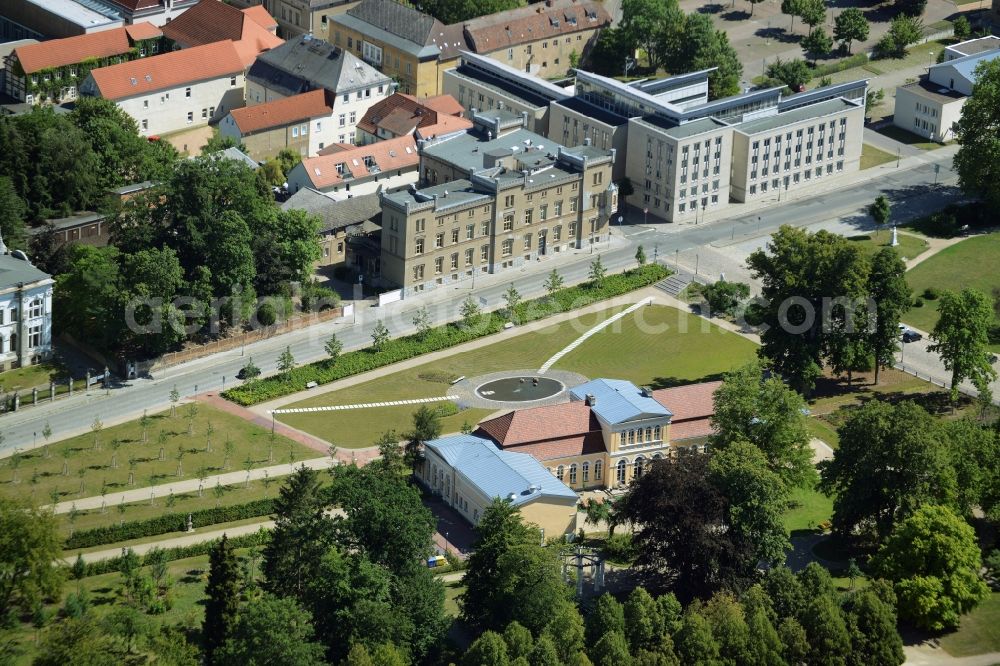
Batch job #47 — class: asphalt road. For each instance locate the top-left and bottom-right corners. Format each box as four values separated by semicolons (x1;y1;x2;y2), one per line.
0;147;964;453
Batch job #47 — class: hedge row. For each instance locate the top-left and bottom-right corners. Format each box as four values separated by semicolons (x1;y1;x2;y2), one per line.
65;497;277;550
79;528;272;578
224;264;671;406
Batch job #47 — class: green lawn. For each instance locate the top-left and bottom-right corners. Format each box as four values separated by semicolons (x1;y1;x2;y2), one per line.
939;593;1000;656
783;483;833;535
278;305;757;447
444;581;465;617
846;231;929;262
903;233;1000;332
875;125;947;151
0;404;318;509
0;363;67;392
805;416;840;448
860;144;897;170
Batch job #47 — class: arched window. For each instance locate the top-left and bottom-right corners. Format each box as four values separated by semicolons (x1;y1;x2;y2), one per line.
569;463;577;485
556;465;564;481
616;459;627;484
9;333;16;353
652;453;663;460
582;461;590;482
594;460;603;481
634;456;645;480
653;425;661;441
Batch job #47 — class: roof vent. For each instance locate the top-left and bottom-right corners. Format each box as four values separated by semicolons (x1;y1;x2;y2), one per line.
585;393;597;406
640;386;652;397
10;249;31;264
507;492;518;501
144;74;151;82
129;77;137;86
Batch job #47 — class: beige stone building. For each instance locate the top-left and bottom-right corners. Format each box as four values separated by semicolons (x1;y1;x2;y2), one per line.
263;0;358;39
379;111;616;296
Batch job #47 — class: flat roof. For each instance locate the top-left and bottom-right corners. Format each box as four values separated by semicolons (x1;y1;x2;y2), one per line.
384;178;491;211
948;36;1000;56
25;0;123;27
449;64;553;110
634;115;728;140
422;126;554;171
898;79;964;104
553;96;627;127
736;97;860;134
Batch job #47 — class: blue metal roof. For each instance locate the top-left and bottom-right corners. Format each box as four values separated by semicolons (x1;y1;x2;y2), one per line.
424;435;578;506
569;378;672;425
931;48;1000;85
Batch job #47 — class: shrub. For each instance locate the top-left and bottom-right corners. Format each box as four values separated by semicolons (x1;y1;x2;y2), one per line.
257;302;277;326
300;282;340;312
223;264;670;406
433;401;460;418
603;533;636;563
923;287;940;300
912;298;924;308
64;497;277;549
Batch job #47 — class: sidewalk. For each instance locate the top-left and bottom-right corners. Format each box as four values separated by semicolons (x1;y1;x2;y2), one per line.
69;520;275;564
49;457;335;514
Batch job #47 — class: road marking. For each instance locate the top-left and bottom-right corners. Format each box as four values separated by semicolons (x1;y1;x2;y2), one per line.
271;395;457;415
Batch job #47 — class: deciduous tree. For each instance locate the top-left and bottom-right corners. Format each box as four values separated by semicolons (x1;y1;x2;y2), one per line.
929;288;998;405
215;595;326;666
954;59;1000;208
834;8;870;53
867;247;911;384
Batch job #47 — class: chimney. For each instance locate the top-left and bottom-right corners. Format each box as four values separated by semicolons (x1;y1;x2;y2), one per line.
585;393;596;406
610;147;617;164
640;386;652;398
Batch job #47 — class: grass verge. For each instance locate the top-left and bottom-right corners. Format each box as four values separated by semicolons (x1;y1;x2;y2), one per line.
860;143;897;170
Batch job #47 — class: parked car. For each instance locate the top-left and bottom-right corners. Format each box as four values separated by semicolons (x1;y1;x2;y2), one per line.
902;330;922;343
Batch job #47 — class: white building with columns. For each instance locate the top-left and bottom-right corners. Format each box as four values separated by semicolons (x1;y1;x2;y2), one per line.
0;235;54;374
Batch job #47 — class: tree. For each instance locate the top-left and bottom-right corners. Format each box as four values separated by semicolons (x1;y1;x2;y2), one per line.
802;27;833;65
878;15;923;57
746;0;764;16
412;306;432;339
587;593;627;645
0;176;26;250
204;535;242;664
673;611;721;666
799;0;826;28
623;587;663;653
701;280;750;317
621;0;681;69
589;256;607;287
417;0;522;23
262;467;336;603
781;0;804;33
777;617;808;665
842;588;905;666
872;504;989;631
953;14;971;41
741;588;784;666
896;0;927;17
616;453;756;600
462;499;546;632
798;595;852;666
370;320;390;351
405;405;442;469
710;360;814;488
635;245;647;267
34;617;118;666
543;269;565;300
747;225;871;394
834;8;869;53
277;346;296;375
503;284;522;323
866;88;886;119
929;288;998;405
503;621;534;659
464;630;510;666
766;58;812;93
867;248;911;385
587;27;634;77
592;630;633;666
675;14;743;99
0;498;62;622
701;593;750;666
542;605;585;662
868;195;891;233
460;295;482;328
323;333;343;363
709;442;791;567
820;399;956;541
215;595;326;666
954;59;1000;208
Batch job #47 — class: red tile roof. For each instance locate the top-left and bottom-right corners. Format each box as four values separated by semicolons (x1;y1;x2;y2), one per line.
478;401;599;446
499;432;607;462
161;0;283;67
297;134;419;189
462;0;611;53
357;92;469;140
668;418;714;442
13;24;161;74
229;89;331;134
421;93;465;116
125;23;164;41
651;380;721;422
242;5;278;30
86;41;244;101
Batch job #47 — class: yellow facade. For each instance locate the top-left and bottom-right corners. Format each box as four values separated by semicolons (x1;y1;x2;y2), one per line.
330;25;456;97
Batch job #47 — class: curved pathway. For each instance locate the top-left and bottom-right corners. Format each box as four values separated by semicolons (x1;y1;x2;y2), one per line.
538;297;654;373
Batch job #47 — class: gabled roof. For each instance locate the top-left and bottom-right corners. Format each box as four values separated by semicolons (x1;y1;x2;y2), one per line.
228;89;331;134
425;435;578;506
930;47;1000;87
357;92;470;140
651;381;720;423
248;35;389;97
243;4;278;31
569;378;672;425
346;0;443;49
281;188;382;234
85;41;244;100
12;24;162;74
161;0;283;67
462;0;611;53
422;93;465;116
292;134;419;189
479;401;598;446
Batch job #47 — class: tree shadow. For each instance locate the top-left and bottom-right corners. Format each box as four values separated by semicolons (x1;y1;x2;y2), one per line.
721;9;751;21
862;5;897;23
755;26;802;44
698;2;726;13
648;372;726;390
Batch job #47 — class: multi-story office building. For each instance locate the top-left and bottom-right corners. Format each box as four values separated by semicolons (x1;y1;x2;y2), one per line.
379;110;616;295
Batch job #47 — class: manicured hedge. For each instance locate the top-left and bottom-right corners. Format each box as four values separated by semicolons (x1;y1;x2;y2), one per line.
65;497;276;549
224;264;671;406
79;528;272;578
